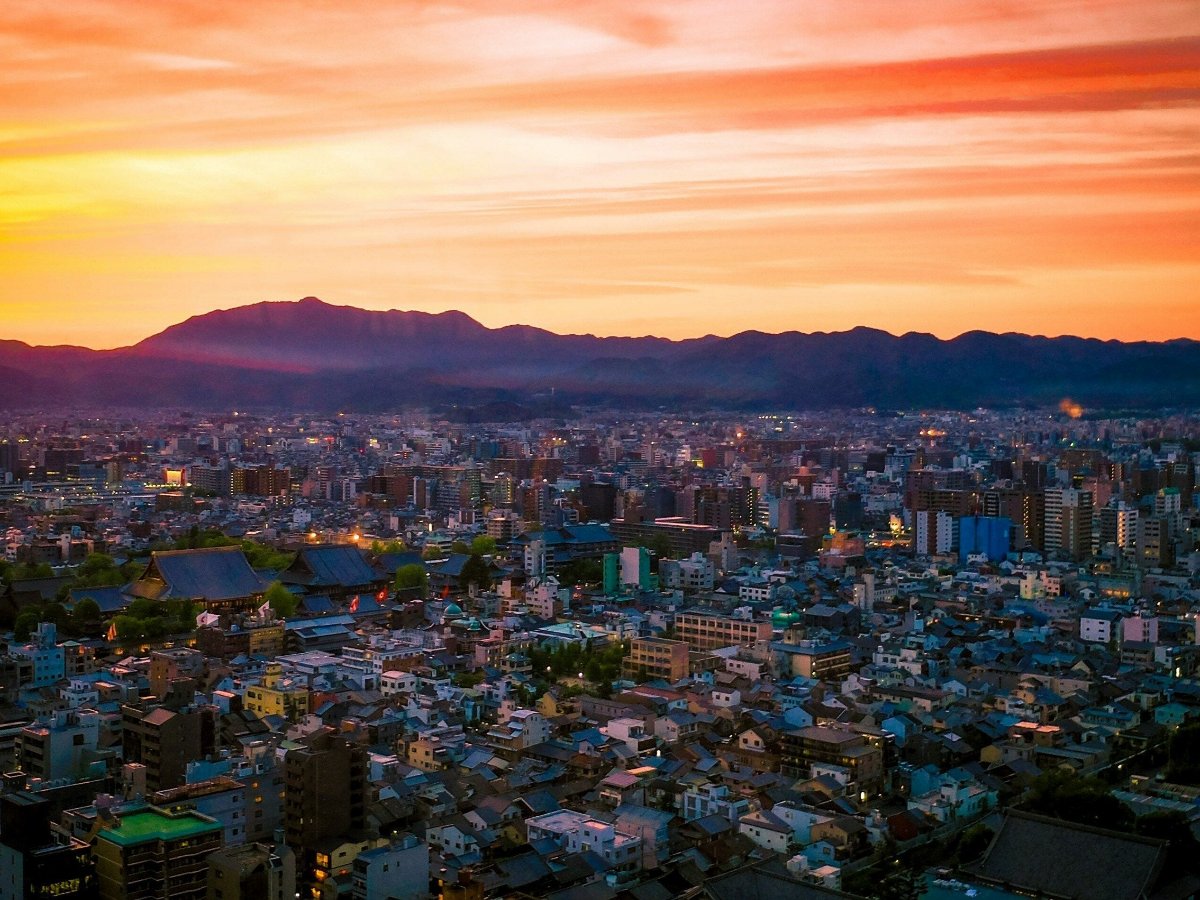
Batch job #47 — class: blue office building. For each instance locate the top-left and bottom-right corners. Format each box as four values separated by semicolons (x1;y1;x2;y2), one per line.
959;516;1012;563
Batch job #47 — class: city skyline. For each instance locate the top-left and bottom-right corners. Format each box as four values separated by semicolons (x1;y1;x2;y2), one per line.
3;0;1199;348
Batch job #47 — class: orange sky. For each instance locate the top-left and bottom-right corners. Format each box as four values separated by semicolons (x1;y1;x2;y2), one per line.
2;0;1198;348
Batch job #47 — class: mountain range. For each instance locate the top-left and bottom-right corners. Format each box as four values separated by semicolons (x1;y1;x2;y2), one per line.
2;297;1197;415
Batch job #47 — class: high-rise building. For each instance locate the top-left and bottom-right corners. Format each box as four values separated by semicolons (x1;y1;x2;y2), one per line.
0;791;97;900
983;488;1045;552
122;705;215;793
913;509;954;556
230;464;290;497
958;516;1012;563
1044;488;1093;561
283;733;370;888
1099;501;1138;555
1136;516;1175;569
94;807;223;900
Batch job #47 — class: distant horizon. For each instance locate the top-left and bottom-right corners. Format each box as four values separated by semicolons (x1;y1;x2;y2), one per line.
4;295;1200;352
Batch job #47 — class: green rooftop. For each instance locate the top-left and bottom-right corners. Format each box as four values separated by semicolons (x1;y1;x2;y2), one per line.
98;808;222;847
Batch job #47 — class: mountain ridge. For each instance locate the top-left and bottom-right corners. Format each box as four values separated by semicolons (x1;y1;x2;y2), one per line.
3;297;1197;412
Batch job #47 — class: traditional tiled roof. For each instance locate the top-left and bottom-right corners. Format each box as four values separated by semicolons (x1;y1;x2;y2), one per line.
132;547;265;602
284;545;378;587
969;810;1168;900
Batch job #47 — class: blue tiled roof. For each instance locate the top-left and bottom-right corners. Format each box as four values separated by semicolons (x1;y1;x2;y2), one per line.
69;586;129;613
514;524;615;546
287;545;378;587
300;595;336;614
135;547;265;601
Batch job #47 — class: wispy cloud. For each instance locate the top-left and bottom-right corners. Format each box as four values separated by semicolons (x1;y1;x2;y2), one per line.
0;0;1197;346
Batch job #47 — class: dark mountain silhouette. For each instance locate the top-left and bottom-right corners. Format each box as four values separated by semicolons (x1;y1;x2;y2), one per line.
2;297;1197;412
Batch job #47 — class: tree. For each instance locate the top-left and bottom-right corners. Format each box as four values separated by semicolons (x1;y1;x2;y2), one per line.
954;823;994;863
558;557;602;587
394;564;429;597
40;602;69;630
1136;810;1197;846
470;535;497;556
632;533;673;560
13;610;41;642
370;539;407;555
263;581;299;618
240;539;295;571
70;598;102;634
872;866;923;900
114;614;145;642
126;597;162;620
11;562;53;580
1164;721;1200;785
451;540;471;555
459;554;493;591
1023;769;1135;831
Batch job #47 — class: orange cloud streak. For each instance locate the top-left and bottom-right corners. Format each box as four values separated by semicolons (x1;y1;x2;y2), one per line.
0;0;1197;346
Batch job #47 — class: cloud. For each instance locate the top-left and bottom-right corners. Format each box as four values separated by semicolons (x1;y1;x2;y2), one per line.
0;1;1197;345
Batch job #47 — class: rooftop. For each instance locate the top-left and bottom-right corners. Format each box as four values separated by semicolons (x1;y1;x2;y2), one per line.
98;807;223;847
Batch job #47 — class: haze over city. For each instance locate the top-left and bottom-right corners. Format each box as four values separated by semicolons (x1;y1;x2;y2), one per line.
3;0;1199;348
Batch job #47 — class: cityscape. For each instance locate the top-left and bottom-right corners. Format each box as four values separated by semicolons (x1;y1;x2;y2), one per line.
1;392;1198;900
3;2;1200;900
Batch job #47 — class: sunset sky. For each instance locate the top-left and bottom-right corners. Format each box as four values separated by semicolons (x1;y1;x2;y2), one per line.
2;0;1198;348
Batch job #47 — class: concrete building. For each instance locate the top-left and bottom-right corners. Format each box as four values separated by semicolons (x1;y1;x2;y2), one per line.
0;791;96;900
206;842;295;900
15;708;105;782
525;809;642;875
283;733;370;889
350;835;428;900
1044;488;1093;562
622;637;690;683
675;611;773;651
94;807;223;900
1080;608;1122;644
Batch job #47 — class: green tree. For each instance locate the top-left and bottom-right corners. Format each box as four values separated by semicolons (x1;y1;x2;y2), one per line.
39;602;70;630
70;597;103;635
240;539;295;571
451;540;471;555
470;535;497;556
126;597;163;620
872;866;923;900
558;557;603;587
114;614;146;642
78;553;115;576
1023;769;1135;830
1164;721;1200;785
394;564;429;597
1136;810;1197;846
13;610;41;641
263;581;299;618
143;617;169;639
11;562;53;580
370;539;407;555
459;554;493;591
954;823;995;863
